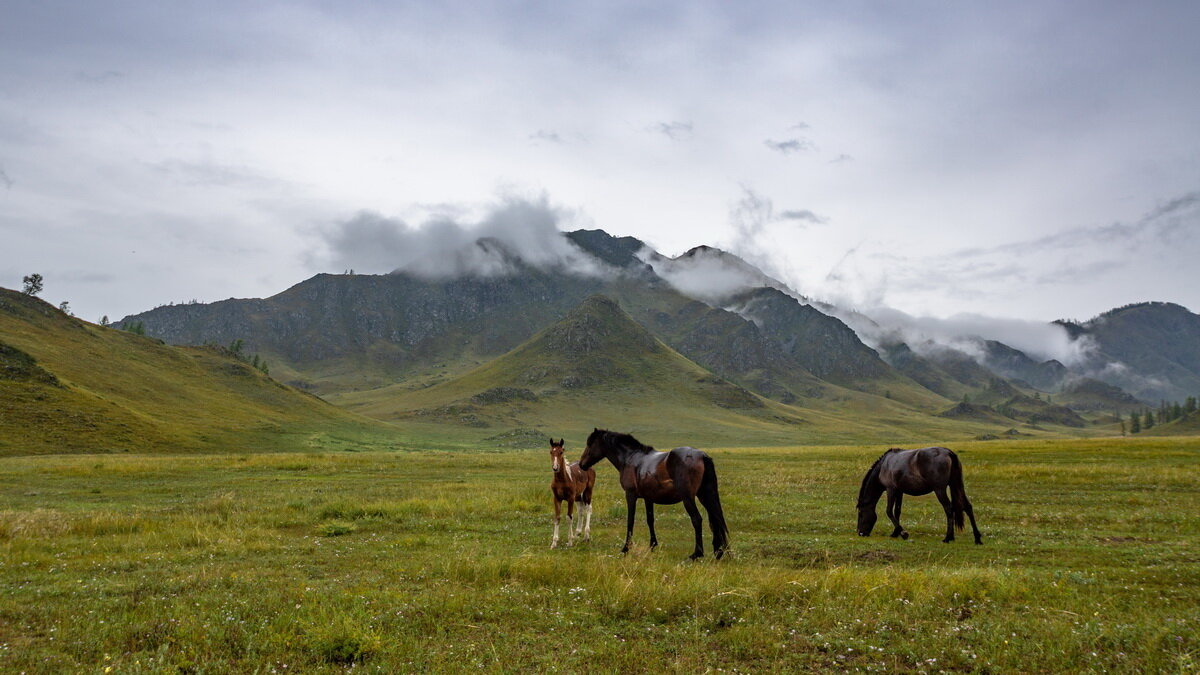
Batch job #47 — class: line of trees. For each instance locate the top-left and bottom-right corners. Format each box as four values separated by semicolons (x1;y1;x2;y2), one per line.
1128;396;1198;433
217;338;271;375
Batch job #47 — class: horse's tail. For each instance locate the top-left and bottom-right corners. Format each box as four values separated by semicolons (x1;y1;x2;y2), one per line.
948;450;967;532
698;455;730;558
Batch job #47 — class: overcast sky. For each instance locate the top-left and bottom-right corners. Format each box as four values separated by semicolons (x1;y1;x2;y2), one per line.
2;0;1198;325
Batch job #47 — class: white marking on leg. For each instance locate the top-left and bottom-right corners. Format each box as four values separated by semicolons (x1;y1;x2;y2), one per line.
584;503;592;541
552;515;560;549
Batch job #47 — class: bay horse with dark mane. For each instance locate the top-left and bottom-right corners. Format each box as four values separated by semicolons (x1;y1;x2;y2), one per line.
549;438;595;548
579;429;728;560
857;446;982;544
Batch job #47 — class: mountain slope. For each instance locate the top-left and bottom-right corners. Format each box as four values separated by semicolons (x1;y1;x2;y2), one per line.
333;294;1043;446
1058;302;1200;401
0;288;388;455
119;232;922;407
331;295;812;444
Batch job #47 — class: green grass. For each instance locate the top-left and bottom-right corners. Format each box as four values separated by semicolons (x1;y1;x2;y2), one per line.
1;436;1197;672
1;288;394;456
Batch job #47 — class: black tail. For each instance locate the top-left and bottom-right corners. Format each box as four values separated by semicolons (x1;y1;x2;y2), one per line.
948;451;967;532
698;455;730;558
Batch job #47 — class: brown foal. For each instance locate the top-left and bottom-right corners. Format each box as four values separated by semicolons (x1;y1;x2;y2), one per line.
549;438;596;548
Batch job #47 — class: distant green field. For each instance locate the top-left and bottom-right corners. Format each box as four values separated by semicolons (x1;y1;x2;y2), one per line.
1;437;1197;672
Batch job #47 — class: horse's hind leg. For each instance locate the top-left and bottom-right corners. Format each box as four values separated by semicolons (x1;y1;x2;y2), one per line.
935;488;955;543
683;497;704;560
965;499;982;545
581;500;592;542
887;490;908;540
646;502;658;550
566;496;577;546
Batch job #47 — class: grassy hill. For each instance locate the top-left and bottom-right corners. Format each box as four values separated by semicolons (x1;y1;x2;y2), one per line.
0;288;393;455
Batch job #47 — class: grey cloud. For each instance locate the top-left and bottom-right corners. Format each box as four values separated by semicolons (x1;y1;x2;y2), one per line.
956;191;1200;259
779;209;828;225
528;129;564;144
651;121;693;140
790;121;811;130
638;245;795;305
830;154;854;164
763;138;815;155
321;196;604;279
858;307;1097;367
0;167;11;190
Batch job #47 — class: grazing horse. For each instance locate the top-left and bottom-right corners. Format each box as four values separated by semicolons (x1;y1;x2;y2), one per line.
856;447;982;544
549;438;596;548
579;429;728;560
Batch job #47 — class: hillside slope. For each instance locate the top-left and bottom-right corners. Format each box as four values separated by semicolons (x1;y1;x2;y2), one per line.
117;230;955;408
0;288;389;455
1059;302;1200;401
331;295;1049;447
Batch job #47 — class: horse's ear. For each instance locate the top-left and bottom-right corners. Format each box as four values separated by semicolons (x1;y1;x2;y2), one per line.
558;438;565;446
548;438;554;447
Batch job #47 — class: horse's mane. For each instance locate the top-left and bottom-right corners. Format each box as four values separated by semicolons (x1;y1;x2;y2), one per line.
856;448;898;507
589;428;654;454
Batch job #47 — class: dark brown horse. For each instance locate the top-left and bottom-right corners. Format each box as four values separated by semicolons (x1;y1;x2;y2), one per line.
549;438;596;548
856;447;982;544
579;429;728;559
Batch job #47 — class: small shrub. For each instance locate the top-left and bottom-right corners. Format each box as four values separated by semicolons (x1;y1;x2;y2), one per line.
317;520;357;537
306;623;379;665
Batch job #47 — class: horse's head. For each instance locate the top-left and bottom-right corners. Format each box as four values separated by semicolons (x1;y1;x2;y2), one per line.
579;428;606;470
549;438;566;472
856;504;878;536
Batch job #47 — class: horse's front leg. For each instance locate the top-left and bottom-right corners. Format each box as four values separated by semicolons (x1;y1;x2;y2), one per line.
551;498;562;549
646;501;658;550
621;491;637;554
887;490;908;540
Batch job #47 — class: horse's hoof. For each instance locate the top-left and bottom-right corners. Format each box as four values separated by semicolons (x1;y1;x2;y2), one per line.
974;539;983;545
688;552;704;561
900;532;909;540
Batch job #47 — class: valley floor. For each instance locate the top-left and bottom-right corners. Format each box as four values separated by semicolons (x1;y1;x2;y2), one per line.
1;438;1197;672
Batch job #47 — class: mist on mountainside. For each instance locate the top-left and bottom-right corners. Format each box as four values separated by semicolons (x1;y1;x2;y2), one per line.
319;196;607;279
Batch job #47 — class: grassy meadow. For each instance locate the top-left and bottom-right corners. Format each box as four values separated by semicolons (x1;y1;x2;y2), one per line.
1;436;1197;672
